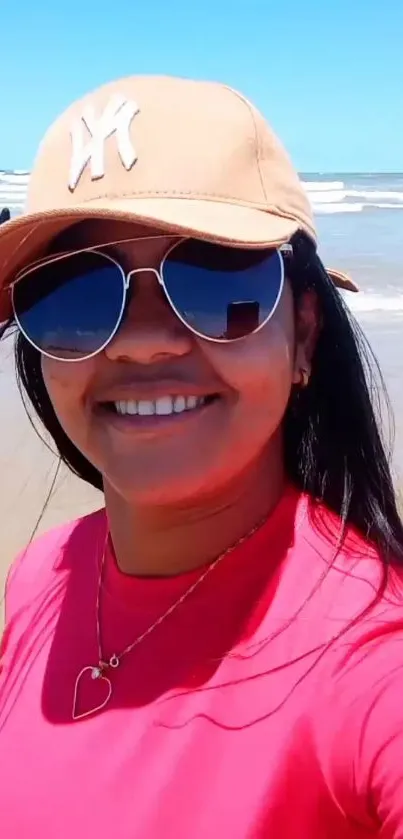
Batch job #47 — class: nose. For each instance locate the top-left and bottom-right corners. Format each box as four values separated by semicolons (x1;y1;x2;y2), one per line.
104;269;193;365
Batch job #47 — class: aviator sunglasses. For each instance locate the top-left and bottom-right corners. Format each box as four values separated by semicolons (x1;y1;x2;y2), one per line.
11;235;290;362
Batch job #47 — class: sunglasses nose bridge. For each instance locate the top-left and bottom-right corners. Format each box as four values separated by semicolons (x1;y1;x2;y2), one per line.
124;267;163;290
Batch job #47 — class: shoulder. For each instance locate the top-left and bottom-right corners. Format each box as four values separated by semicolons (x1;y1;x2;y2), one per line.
299;497;403;620
298;502;403;824
4;508;105;623
309;618;403;829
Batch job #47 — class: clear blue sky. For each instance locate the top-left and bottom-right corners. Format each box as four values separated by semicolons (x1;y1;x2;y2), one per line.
1;0;402;172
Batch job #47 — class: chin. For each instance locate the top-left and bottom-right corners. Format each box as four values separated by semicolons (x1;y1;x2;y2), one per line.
103;463;219;507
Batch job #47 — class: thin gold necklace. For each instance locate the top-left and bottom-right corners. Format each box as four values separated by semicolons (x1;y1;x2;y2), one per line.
72;514;269;720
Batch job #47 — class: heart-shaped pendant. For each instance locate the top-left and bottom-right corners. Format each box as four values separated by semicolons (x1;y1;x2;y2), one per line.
72;666;112;720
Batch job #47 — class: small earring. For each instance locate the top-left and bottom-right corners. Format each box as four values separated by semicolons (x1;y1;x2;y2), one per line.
299;368;310;388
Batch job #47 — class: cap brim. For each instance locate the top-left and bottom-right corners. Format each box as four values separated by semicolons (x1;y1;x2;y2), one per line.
0;197;356;321
326;267;359;293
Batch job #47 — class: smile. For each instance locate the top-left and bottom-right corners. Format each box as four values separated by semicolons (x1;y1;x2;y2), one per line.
114;395;208;417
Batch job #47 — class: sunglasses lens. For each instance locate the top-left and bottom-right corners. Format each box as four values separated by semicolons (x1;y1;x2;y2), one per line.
13;252;125;360
163;240;284;341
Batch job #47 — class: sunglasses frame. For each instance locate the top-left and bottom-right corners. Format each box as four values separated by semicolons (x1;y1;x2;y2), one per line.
11;235;290;363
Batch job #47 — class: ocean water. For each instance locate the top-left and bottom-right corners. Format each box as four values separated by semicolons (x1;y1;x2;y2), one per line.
304;173;403;319
0;170;29;214
1;170;402;470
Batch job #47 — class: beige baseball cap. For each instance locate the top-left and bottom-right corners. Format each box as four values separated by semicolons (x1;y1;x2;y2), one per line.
0;74;357;320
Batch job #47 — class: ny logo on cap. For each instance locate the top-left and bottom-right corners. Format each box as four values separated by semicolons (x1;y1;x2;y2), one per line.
68;95;140;191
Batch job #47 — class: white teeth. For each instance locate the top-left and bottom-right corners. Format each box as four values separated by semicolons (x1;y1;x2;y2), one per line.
116;400;138;415
155;396;174;416
127;400;137;415
174;396;186;413
114;395;207;417
138;400;154;416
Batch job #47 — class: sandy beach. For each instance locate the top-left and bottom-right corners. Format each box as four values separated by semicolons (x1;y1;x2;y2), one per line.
0;333;101;615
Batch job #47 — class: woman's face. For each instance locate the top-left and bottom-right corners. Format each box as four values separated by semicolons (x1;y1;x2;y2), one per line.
40;220;316;505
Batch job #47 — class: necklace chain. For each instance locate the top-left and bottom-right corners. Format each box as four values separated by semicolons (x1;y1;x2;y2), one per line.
95;514;268;673
72;493;308;719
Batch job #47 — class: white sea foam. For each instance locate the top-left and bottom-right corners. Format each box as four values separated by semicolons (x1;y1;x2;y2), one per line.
306;189;403;208
303;181;345;192
312;202;364;214
372;203;403;210
306;190;347;204
346;190;403;202
0;171;29;181
344;292;403;315
304;179;403;214
0;171;28;213
0;185;28;196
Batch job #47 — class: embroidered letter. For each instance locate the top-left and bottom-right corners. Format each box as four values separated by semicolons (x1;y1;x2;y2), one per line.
68;95;139;190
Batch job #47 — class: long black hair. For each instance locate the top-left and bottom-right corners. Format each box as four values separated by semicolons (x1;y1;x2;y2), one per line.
2;230;403;571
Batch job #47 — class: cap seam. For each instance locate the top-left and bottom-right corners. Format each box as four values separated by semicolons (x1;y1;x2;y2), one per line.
222;84;269;204
79;188;271;204
79;190;314;231
83;192;316;234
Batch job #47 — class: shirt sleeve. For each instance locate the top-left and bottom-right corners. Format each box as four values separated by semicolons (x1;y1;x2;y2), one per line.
367;672;403;838
0;550;25;675
3;547;29;624
0;529;67;678
313;628;403;838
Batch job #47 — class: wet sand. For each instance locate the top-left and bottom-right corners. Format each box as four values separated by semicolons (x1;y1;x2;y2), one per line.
0;334;101;617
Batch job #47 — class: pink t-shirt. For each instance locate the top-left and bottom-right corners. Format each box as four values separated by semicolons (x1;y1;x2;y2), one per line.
2;485;403;838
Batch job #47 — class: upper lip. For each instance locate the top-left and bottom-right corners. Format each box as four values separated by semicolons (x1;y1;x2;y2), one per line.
95;382;220;403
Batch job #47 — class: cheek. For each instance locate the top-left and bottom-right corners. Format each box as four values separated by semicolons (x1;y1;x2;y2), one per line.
212;325;293;389
41;356;94;434
200;308;296;439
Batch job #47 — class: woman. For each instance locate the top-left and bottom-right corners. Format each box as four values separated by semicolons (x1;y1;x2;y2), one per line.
1;75;403;838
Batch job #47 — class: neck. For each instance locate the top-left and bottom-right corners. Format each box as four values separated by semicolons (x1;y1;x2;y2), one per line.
104;450;285;577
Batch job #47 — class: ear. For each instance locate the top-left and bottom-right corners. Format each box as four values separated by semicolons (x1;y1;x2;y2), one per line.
292;290;321;385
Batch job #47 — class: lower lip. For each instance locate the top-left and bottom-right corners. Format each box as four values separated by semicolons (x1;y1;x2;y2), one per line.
95;399;220;435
